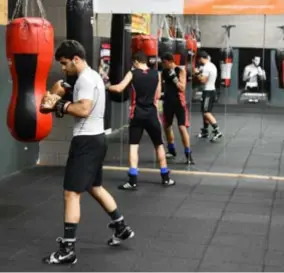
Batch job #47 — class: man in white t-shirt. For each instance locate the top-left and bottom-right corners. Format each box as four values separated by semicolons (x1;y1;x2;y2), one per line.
243;56;266;92
40;40;134;265
194;51;223;142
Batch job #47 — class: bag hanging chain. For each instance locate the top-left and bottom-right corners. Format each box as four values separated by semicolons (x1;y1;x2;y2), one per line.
222;25;235;50
11;0;23;20
158;15;171;40
11;0;46;20
174;16;185;39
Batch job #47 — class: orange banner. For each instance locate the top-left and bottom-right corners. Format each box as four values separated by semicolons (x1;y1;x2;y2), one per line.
184;0;284;14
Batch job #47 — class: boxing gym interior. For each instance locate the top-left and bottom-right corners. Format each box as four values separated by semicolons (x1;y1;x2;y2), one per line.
1;0;284;271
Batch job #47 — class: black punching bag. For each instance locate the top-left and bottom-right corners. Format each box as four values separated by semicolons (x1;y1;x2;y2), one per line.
275;49;284;89
109;14;132;103
66;0;93;87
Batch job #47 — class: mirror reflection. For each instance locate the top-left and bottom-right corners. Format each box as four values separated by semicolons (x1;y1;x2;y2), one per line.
39;12;284;181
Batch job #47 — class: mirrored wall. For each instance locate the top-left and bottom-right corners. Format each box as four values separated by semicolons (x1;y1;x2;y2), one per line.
101;13;284;178
36;10;284;177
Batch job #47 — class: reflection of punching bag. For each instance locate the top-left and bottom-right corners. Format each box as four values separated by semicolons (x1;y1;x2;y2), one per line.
220;47;233;87
109;15;132;102
193;28;201;48
132;34;158;68
175;38;187;66
275;49;284;89
66;0;93;86
6;18;54;142
185;34;198;81
158;37;176;57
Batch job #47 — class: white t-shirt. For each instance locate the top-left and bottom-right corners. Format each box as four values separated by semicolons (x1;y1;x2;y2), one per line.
202;61;217;91
72;66;105;136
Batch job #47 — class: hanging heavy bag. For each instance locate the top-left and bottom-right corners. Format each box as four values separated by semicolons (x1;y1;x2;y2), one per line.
220;47;233;88
66;0;93;89
158;16;176;71
185;33;198;81
109;14;132;103
193;27;201;48
175;38;187;66
132;34;158;69
174;18;187;66
275;49;284;89
6;16;54;142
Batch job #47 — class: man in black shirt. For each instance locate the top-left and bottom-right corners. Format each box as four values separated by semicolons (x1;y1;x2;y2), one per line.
161;52;194;165
108;52;176;190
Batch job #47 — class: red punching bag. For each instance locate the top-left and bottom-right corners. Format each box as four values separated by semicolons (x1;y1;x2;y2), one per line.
220;47;233;88
275;49;284;89
185;34;198;81
132;34;158;68
6;17;54;142
175;38;187;66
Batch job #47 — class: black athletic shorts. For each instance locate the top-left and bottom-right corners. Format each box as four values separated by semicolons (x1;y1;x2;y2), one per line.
129;108;163;147
163;100;189;128
201;90;216;113
63;133;107;193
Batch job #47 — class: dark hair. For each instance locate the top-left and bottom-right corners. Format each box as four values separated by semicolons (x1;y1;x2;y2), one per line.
55;40;86;61
161;52;174;62
132;51;147;64
197;50;209;59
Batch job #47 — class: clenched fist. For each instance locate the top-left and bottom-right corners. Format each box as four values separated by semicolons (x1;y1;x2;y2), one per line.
40;91;61;114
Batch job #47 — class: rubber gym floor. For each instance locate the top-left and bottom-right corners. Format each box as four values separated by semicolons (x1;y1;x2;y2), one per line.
1;108;284;271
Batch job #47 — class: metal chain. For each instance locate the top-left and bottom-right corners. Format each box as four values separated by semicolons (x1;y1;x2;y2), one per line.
11;0;23;20
36;0;47;18
11;0;46;20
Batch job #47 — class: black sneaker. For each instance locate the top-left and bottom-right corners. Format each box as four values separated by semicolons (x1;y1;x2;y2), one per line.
166;150;177;159
197;128;209;138
118;182;137;191
107;218;135;246
185;151;195;165
118;174;138;191
161;172;176;187
211;129;223;142
42;237;77;265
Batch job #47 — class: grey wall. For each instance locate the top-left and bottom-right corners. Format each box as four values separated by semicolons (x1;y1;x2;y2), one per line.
0;26;39;179
184;15;284;49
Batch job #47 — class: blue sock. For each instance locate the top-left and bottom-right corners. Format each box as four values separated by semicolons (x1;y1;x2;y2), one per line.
129;167;138;176
184;147;191;154
160;167;169;174
168;143;175;152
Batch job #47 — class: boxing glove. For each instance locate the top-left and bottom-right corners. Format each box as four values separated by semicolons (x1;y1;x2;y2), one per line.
40;92;62;114
168;69;179;84
54;99;71;118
